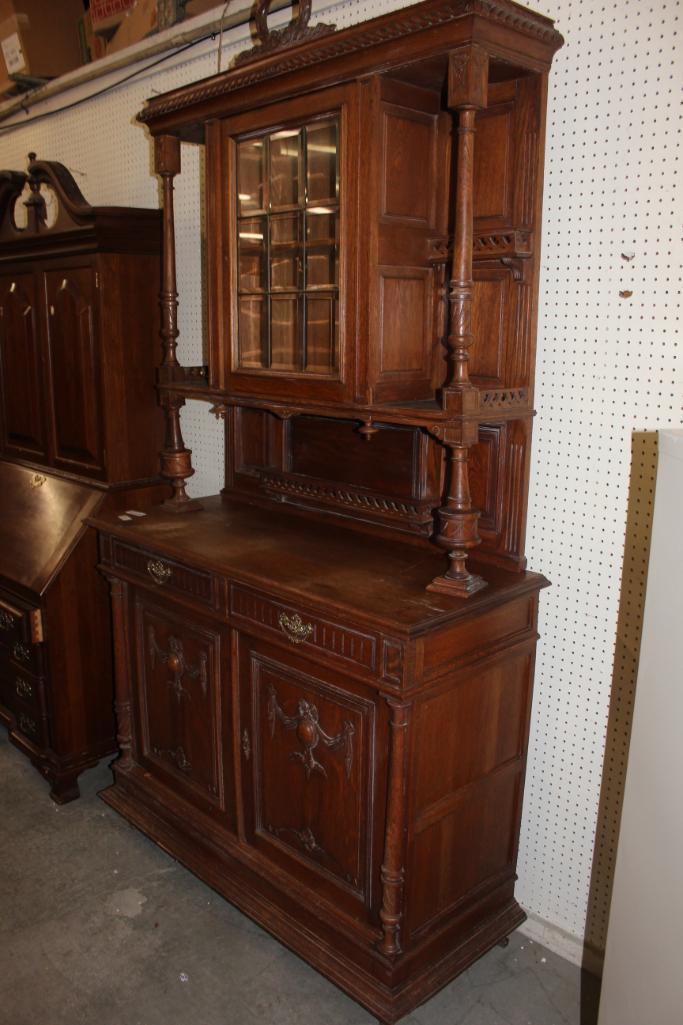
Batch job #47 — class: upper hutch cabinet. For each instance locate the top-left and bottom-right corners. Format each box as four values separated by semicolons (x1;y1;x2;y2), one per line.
92;1;563;1022
208;80;448;406
0;158;165;801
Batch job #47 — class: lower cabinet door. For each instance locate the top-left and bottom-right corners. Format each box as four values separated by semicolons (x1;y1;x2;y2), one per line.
238;636;385;921
131;590;233;825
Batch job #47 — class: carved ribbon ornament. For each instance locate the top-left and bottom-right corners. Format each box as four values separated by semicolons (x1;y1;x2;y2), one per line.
148;627;207;702
267;683;354;780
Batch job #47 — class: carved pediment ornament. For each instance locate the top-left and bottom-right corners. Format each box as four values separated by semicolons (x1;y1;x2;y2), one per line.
234;0;336;67
0;154;94;240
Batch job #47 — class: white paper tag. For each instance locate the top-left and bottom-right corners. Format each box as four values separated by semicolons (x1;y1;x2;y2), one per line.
1;32;27;76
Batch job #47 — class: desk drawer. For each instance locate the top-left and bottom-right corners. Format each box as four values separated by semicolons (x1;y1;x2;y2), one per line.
0;594;42;648
111;540;216;609
13;705;48;747
230;584;377;674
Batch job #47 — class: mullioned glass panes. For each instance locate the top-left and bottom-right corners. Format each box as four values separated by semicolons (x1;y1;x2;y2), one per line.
236;118;339;375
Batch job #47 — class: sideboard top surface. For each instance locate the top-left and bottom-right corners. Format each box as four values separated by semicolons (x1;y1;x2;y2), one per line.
0;461;103;595
91;496;547;633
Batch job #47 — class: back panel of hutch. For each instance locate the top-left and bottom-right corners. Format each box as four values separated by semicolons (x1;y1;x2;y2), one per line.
92;0;563;1020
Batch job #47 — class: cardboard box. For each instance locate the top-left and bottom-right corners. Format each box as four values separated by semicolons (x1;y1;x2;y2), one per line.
105;0;158;54
90;0;136;33
183;0;222;17
106;0;183;55
78;10;107;64
0;1;85;93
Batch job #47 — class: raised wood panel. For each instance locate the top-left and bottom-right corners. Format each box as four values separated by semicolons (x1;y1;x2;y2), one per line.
134;594;226;812
381;106;436;224
470;424;503;532
413;653;532;813
422;598;533;679
473;104;514;228
44;266;104;474
407;765;521;934
470;275;506;384
379;272;430;375
0;273;46;460
241;644;376;911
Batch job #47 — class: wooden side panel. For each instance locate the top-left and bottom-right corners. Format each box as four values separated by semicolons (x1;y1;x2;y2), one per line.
97;252;164;484
43;264;105;477
369;80;449;403
467;75;545;572
406;651;534;936
0;271;47;461
472;103;515;227
44;523;116;759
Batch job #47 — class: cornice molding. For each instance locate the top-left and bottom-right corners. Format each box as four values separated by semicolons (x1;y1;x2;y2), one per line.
138;0;562;127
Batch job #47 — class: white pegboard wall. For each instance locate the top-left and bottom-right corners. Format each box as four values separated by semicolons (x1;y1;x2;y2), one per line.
0;0;680;963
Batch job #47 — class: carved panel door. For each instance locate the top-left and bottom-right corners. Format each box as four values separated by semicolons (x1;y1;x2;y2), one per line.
0;272;47;461
132;592;233;824
238;636;383;920
43;265;105;477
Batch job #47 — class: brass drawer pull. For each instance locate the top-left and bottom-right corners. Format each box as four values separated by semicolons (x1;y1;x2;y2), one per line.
13;641;31;663
147;559;172;585
15;677;33;701
18;712;37;736
278;611;313;645
0;610;15;630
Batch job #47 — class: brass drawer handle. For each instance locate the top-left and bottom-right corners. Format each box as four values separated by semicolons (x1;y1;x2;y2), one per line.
18;712;37;736
278;611;313;645
0;610;15;630
13;641;31;663
147;559;172;585
15;677;33;701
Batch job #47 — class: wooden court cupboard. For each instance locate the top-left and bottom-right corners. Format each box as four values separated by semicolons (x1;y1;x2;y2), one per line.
0;158;164;801
93;1;563;1020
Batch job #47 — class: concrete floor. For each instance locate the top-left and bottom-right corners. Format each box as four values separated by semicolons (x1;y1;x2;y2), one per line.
0;730;600;1025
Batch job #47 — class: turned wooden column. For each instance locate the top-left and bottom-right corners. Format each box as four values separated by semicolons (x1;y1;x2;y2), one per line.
155;134;200;511
110;579;133;771
429;46;489;598
379;699;411;958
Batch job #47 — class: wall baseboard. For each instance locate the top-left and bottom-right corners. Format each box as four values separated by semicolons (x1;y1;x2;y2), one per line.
519;911;605;977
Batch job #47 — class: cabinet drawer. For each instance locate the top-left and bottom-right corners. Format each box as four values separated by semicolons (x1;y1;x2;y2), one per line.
10;670;46;715
230;584;377;675
111;540;217;609
3;635;43;675
13;706;48;747
0;594;38;647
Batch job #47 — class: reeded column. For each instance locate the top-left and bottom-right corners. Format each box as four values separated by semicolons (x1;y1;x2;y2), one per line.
379;699;411;958
428;46;489;598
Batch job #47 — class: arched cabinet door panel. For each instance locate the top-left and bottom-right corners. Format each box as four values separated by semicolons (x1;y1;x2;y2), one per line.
0;273;47;461
44;266;105;476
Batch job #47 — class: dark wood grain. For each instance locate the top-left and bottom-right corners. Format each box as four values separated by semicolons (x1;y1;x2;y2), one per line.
0;158;166;801
93;0;561;1019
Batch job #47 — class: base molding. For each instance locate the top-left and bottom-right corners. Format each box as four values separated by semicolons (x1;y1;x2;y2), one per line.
518;911;604;977
101;776;526;1023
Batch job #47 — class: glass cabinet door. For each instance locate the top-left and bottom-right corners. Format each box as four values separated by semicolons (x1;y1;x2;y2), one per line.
236;117;340;377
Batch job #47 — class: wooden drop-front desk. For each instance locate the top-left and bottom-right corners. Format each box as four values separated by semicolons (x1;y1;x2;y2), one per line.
93;0;562;1019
